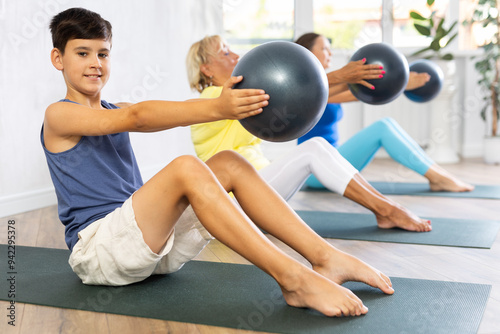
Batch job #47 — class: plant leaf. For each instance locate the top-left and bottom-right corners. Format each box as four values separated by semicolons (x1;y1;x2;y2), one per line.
414;23;431;36
430;39;441;51
441;53;454;60
427;0;435;6
445;21;458;35
443;32;459;48
410;11;426;20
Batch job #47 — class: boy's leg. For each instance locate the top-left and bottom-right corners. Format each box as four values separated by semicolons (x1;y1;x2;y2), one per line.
131;155;371;316
204;151;394;295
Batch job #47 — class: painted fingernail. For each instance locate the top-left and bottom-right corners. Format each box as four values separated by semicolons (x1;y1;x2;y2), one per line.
371;86;375;90
381;70;386;74
362;58;366;62
379;75;383;78
379;66;384;69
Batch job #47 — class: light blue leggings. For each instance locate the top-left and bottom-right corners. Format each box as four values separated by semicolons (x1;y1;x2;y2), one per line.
306;117;435;188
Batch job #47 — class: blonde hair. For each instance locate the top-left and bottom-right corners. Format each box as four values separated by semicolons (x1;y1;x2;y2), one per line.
186;35;225;93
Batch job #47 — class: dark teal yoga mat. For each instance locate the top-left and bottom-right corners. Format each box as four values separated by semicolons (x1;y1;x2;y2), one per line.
370;181;500;199
302;181;500;199
0;245;491;333
296;210;500;248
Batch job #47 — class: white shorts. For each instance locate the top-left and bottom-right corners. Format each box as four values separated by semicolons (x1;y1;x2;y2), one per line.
69;196;213;286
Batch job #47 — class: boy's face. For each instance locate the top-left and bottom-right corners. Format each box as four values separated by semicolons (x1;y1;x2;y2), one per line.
54;38;111;98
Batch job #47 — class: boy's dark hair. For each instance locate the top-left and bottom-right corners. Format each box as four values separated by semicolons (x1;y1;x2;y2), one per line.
50;7;112;54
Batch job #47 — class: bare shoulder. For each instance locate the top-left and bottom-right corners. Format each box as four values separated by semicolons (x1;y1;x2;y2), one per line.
44;101;73;122
114;102;133;108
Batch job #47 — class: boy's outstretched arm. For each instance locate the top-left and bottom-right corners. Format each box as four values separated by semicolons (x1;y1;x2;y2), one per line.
44;76;268;139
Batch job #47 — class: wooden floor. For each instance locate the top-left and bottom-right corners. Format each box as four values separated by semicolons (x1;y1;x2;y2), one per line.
1;158;499;334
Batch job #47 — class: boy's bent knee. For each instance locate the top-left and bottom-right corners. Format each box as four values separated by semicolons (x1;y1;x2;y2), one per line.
168;155;211;181
210;150;254;169
212;150;245;161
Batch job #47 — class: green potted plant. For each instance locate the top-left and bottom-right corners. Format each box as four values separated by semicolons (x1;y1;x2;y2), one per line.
464;0;500;164
409;0;458;60
409;0;461;163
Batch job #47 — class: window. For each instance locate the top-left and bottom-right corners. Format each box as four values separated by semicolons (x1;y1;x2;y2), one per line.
223;0;483;52
392;0;451;48
223;0;294;54
313;0;383;49
460;0;495;49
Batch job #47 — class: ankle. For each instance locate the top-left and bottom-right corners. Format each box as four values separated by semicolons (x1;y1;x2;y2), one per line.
424;164;443;184
276;263;307;293
370;198;398;218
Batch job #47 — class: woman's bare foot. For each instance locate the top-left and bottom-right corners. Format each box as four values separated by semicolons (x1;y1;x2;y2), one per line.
343;174;430;232
279;263;369;317
425;165;474;192
312;247;394;295
376;202;432;232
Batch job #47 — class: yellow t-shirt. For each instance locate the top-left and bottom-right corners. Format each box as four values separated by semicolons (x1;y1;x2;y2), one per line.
190;86;270;170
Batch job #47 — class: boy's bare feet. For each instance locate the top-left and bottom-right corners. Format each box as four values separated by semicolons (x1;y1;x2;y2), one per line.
279;264;369;317
425;165;474;192
312;247;394;296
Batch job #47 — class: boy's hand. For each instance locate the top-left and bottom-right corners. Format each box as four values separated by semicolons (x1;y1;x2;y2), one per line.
216;76;269;120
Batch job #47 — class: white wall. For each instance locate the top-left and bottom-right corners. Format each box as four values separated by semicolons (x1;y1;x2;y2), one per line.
0;0;223;217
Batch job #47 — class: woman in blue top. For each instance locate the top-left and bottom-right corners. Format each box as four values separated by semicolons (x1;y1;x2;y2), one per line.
296;33;473;193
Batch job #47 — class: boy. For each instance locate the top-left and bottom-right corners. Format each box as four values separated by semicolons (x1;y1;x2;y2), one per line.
43;7;394;317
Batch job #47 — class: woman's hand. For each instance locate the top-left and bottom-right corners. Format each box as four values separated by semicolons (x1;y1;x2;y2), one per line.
216;76;269;120
327;59;385;89
405;71;431;91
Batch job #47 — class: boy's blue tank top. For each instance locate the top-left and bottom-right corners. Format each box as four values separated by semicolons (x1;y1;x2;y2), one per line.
41;100;143;250
298;103;344;147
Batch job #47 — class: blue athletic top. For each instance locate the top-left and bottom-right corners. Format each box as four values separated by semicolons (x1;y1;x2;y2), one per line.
41;100;143;250
298;103;343;147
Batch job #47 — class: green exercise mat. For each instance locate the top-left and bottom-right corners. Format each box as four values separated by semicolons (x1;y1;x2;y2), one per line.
370;182;500;199
296;210;500;248
302;182;500;199
0;245;491;333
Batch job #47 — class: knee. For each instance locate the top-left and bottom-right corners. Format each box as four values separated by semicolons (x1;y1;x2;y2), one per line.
210;150;256;175
212;150;244;162
300;137;339;155
169;155;210;182
378;117;399;130
301;137;331;150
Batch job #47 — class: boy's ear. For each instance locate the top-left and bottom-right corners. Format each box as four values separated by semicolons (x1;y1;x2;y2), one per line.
50;48;64;71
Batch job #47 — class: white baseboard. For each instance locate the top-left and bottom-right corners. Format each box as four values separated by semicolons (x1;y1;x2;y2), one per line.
0;187;57;218
461;143;484;158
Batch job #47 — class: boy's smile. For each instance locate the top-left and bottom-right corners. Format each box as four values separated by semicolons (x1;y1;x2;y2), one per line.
53;38;111;103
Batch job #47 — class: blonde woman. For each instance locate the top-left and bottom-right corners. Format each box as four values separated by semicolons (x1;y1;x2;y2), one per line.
186;35;433;232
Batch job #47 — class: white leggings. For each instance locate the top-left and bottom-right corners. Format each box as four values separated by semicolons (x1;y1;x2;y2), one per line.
258;137;358;201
